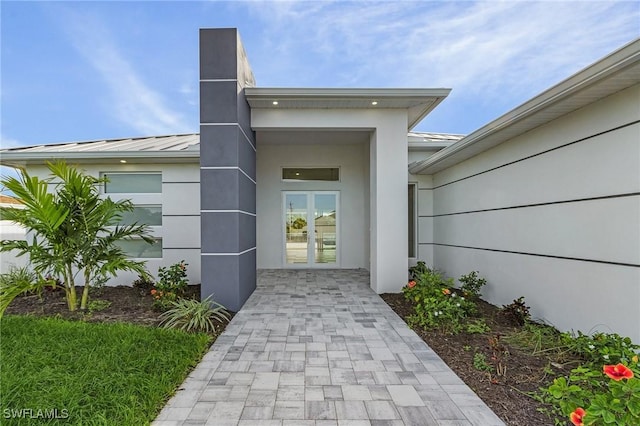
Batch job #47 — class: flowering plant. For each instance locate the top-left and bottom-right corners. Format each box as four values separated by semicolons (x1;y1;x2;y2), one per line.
402;269;476;333
150;288;178;311
151;261;189;311
542;356;640;425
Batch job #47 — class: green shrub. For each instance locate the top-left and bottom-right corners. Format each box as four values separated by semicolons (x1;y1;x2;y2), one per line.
465;319;491;334
568;331;640;366
152;261;189;311
459;271;486;300
540;359;640;425
160;296;230;334
501;296;530;326
408;261;431;280
402;269;476;333
473;352;494;372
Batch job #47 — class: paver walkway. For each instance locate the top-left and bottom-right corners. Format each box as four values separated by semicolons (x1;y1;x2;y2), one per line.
153;269;505;426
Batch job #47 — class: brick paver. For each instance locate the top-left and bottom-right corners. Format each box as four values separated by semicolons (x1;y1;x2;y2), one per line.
153;269;505;426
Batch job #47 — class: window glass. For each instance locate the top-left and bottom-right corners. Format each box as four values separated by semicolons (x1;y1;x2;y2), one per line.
103;173;161;193
116;238;162;258
119;205;162;226
282;168;339;182
408;184;416;258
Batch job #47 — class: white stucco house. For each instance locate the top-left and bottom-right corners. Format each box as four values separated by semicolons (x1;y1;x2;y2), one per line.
1;29;638;342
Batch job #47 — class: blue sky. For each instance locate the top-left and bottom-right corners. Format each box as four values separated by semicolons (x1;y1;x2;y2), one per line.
1;1;639;149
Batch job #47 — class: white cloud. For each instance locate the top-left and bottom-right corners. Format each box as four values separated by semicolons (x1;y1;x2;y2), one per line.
243;0;639;100
57;8;192;135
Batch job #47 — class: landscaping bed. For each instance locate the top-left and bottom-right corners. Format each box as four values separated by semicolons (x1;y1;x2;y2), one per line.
382;292;556;425
4;284;202;326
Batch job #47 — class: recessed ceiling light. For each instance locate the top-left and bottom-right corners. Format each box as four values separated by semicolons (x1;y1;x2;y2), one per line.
120;160;127;163
371;101;378;105
272;101;279;105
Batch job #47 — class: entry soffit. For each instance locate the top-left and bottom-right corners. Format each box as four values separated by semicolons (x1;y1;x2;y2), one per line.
245;87;451;130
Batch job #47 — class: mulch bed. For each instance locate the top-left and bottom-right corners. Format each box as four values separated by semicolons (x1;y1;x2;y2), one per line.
5;285;203;326
381;293;558;426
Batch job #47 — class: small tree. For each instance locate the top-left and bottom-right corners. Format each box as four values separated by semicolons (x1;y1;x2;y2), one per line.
0;161;153;312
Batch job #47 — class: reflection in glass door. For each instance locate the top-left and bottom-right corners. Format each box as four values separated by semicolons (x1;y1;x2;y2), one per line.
284;193;309;264
284;191;338;266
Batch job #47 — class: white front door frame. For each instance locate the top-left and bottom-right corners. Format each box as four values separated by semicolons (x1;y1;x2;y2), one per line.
282;190;340;268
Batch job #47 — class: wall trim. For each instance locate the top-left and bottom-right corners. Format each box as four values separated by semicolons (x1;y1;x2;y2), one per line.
238;122;257;152
201;209;256;217
433;120;639;189
200;79;238;82
430;243;640;268
163;247;201;250
202;247;257;256
200;166;257;185
163;181;200;184
418;192;640;218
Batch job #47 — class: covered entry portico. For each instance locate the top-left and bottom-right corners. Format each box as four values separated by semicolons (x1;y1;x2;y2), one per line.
248;88;449;296
199;28;449;311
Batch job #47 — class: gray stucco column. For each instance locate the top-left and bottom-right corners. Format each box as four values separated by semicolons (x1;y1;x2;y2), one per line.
200;28;256;312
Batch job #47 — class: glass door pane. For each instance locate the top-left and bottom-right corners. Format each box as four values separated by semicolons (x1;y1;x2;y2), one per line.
285;193;309;264
314;193;337;264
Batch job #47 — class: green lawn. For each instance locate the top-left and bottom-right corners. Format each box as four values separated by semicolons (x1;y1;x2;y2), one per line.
0;315;211;425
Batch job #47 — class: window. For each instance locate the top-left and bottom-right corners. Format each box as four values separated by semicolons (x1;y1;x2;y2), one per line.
408;184;416;258
102;172;161;193
282;168;339;182
116;238;162;259
119;205;162;226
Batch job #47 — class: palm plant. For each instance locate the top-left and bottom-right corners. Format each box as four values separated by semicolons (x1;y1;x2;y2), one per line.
1;161;153;312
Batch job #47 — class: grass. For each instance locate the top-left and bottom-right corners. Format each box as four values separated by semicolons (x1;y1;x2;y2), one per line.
0;315;211;425
505;321;574;364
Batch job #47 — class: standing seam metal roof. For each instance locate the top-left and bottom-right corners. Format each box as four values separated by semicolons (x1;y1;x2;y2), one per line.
1;132;462;154
1;134;200;153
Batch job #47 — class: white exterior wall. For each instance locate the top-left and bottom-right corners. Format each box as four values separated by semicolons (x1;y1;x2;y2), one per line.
430;84;640;342
0;203;28;272
252;108;409;293
411;173;435;268
16;162;202;286
256;143;369;269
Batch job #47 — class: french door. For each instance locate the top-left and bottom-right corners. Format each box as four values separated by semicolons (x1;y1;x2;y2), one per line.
283;191;339;267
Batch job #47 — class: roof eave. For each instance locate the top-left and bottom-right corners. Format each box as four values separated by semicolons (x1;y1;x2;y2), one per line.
408;142;456;151
0;150;200;168
245;87;451;99
410;38;640;175
245;87;452;131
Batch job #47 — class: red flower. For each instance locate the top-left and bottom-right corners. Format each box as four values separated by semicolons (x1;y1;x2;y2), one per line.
150;289;157;295
603;363;634;381
442;288;451;295
407;281;416;288
570;407;585;426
